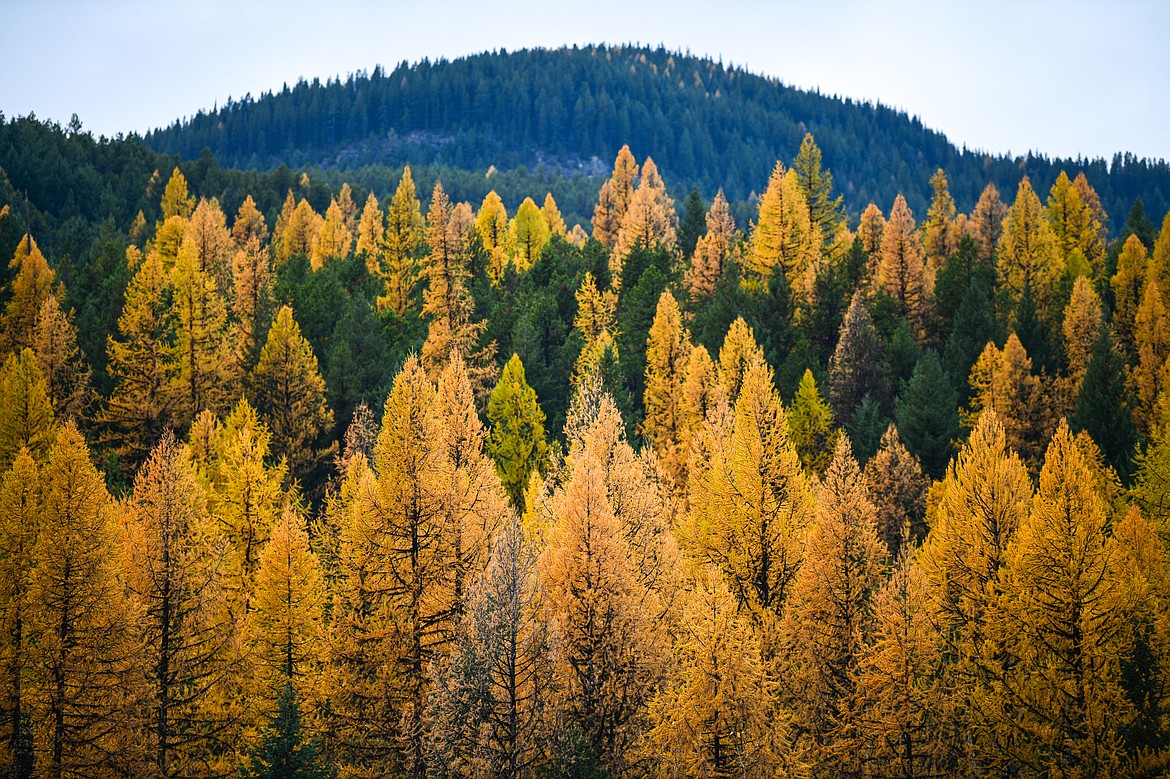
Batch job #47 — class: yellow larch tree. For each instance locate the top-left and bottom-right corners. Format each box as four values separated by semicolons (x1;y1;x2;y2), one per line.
613;156;677;269
572;271;616;346
231;225;275;373
310;197;353;269
1;235;57;355
231;194;269;251
687;357;815;644
923;168;958;269
0;349;57;471
378;165;426;316
247;502;326;725
746;161;819;299
1061;275;1104;404
28;424;147;777
102;250;178;468
642;290;692;487
591;145;639;248
275;197;323;266
161;167;195;221
337;182;358;238
851;553;945;779
202;399;287;613
420;182;492;382
125;433;242;778
1131;279;1170;435
997;177;1062;315
0;452;39;771
643;565;783;778
541;192;566;237
182;198;234;292
877;194;931;333
715;316;764;404
328;357;457;776
31;297;90;422
857;202;885;277
1047;171;1106;276
782;437;886;772
1152;210;1170;310
510;197;550;272
1112;233;1151;358
684;188;737;301
248;305;334;483
970;182;1008;265
965;334;1048;467
539;449;664;773
355;192;384;272
169;237;238;427
678;343;721;488
917;410;1032;769
434;353;510;615
474;191;511;285
982;421;1133;776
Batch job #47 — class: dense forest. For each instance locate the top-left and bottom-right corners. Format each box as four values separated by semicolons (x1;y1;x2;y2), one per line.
143;45;1170;228
1;105;1170;778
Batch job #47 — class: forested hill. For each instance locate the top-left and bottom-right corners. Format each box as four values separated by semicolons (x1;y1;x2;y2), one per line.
144;44;1169;226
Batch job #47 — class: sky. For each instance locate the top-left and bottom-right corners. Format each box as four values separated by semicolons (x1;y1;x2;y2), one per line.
5;0;1168;162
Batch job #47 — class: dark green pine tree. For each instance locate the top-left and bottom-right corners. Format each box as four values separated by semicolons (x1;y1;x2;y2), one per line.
1121;197;1157;250
1012;282;1054;374
241;684;333;779
1071;329;1139;481
894;351;959;478
677;186;706;260
933;235;993;334
845;393;888;463
942;283;1002;397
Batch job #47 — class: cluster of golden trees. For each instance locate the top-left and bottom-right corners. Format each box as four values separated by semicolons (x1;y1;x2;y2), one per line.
1;138;1170;778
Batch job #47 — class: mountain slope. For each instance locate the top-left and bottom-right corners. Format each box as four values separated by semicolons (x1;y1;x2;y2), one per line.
144;44;1168;226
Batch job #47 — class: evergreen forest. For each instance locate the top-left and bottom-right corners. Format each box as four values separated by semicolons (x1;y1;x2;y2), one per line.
1;48;1170;778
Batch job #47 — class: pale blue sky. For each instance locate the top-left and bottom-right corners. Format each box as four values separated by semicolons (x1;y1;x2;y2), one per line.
5;0;1167;161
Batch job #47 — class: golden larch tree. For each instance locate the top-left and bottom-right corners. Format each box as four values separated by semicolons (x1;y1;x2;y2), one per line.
231;194;269;251
982;421;1133;776
782;437;886;772
746;161;819;298
541;192;567;237
126;433;242;778
248;306;334;482
970;182;1008;265
1111;233;1151;358
863;424;928;558
997;177;1061;315
28;424;147;777
687;358;814;643
378;165;425;316
355;192;384;272
2;235;57;355
684;188;737;301
510;197;550;272
247;502;326;723
1061;275;1103;404
311;197;353;269
102;250;178;468
643;566;782;778
612;157;677;270
923;168;958;269
182;198;234;292
641;290;692;487
965;334;1048;468
877;194;931;333
0;452;39;771
0;349;56;471
715;317;764;404
32;297;90;422
1131;279;1170;435
474;191;511;285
